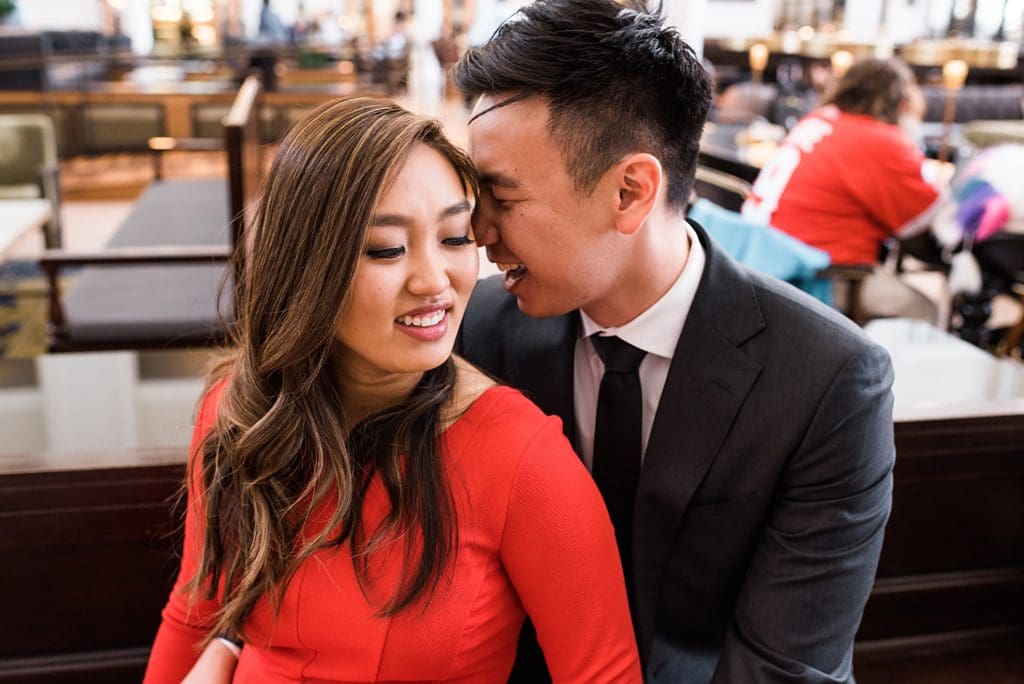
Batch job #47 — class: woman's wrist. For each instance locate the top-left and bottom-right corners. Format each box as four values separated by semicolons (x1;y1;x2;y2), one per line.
215;635;244;658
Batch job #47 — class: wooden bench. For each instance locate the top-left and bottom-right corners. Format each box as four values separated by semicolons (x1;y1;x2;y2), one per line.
39;75;263;353
1;410;1020;681
856;411;1024;661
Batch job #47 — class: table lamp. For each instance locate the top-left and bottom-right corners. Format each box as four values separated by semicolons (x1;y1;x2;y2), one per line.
939;59;968;163
830;50;854;79
749;43;769;84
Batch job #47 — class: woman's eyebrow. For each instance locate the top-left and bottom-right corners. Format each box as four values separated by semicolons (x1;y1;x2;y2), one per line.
369;200;472;227
439;200;472;220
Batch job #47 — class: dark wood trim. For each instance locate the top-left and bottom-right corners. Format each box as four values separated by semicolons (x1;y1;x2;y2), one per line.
0;463;186;665
854;414;1024;659
0;647;151;684
855;626;1024;663
858;568;1024;643
39;245;231;266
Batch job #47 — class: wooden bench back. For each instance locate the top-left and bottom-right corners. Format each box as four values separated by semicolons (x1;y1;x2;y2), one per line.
224;73;264;249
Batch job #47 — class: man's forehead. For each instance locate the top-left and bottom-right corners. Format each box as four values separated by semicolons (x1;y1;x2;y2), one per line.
469;92;542;126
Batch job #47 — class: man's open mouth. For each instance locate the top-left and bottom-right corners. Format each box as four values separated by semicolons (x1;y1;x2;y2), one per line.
496;263;528;284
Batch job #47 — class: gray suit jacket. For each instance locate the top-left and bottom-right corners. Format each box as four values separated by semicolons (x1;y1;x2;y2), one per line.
456;221;894;683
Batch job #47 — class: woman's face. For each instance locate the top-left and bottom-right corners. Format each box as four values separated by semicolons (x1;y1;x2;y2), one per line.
334;142;478;380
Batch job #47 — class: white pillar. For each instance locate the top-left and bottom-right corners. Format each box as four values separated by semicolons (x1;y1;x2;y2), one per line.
843;0;884;41
35;352;139;454
122;0;154;55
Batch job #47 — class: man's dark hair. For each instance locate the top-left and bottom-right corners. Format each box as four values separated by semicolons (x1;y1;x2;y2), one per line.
822;58;917;125
454;0;713;210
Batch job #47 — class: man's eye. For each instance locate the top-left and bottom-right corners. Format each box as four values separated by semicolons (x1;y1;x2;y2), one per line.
365;246;405;259
442;235;475;247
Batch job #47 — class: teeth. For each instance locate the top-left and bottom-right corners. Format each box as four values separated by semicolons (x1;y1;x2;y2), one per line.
396;310;446;327
497;263;528;283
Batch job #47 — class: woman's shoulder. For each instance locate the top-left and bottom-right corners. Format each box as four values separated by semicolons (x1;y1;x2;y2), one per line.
190;374;233;451
198;375;231;418
448;357;551;432
447;358;571;466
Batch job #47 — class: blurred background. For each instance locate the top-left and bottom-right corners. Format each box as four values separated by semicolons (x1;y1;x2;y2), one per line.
0;1;1022;682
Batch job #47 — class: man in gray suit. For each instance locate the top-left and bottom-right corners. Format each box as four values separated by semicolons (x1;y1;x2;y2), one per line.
453;0;895;681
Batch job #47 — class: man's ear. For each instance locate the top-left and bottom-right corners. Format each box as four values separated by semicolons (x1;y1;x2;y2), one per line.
613;153;662;236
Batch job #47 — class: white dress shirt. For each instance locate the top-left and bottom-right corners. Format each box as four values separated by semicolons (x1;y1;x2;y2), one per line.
573;224;706;471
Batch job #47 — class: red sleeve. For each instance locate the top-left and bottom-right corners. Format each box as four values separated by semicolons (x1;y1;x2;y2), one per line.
143;380;228;684
500;417;642;683
843;125;940;236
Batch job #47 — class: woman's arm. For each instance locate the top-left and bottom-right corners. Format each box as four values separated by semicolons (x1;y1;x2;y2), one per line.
500;416;642;683
181;638;240;684
143;382;229;683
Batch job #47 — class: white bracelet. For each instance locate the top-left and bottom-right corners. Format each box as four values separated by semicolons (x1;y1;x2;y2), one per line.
216;637;242;658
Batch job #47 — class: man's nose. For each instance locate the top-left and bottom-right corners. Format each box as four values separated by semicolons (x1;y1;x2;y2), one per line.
472;206;499;248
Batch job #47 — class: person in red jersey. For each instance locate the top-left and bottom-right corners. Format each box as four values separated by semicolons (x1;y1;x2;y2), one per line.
143;97;640;684
743;58;946;321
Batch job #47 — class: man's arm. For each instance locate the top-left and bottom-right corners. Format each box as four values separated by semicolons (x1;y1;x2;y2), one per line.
712;342;895;683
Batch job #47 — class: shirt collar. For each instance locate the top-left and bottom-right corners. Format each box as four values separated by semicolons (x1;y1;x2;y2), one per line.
579;222;705;359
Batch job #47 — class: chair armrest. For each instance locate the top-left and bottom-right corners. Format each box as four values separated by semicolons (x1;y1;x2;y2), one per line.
35;165;63;248
39;245;232;268
818;264;874;281
819;263;874;325
38;245;233;345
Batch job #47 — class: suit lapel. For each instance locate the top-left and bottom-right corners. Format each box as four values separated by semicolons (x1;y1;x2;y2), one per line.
507;310;579;448
632;221;766;660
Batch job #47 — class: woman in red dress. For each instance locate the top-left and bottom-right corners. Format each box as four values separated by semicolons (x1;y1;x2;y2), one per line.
143;97;640;683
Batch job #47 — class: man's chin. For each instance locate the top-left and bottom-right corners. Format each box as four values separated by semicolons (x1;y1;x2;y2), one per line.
514;294;573;320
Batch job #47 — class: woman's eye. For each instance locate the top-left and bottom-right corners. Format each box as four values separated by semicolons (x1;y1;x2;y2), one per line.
365;246;405;259
442;235;475;247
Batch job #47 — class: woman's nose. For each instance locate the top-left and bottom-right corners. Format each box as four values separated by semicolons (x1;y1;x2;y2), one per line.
407;247;451;295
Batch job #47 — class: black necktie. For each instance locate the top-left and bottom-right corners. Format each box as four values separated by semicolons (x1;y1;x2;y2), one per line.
591;334;646;585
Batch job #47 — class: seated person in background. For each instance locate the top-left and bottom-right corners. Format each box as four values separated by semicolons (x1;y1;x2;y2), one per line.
742;58;947;322
143;97;640;683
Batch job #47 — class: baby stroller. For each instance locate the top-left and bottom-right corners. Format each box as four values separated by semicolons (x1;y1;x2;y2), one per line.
934;145;1024;357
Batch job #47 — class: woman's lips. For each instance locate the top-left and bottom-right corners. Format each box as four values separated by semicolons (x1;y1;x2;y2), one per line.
394;309;450;341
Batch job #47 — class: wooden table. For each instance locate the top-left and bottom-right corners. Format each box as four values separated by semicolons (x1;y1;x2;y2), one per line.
0;198;50;260
699;122;773;183
0;82;378;139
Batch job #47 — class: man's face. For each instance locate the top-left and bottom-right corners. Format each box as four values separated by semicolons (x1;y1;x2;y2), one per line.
468;95;624;319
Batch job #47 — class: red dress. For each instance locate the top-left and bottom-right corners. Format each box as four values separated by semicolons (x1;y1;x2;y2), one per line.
144;383;641;683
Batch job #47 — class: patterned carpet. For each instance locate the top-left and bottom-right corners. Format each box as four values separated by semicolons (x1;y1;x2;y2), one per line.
0;260;57;359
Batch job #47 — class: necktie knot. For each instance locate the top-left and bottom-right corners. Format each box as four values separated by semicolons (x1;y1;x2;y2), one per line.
591;335;646;374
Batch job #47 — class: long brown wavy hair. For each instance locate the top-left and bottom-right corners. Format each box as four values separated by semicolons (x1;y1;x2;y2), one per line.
186;97;478;641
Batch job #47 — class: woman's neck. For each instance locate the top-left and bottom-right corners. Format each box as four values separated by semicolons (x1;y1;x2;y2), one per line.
338;367;424;427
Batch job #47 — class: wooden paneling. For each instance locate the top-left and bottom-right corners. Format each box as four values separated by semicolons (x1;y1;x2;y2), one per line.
0;412;1021;678
856;414;1024;658
0;459;185;682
